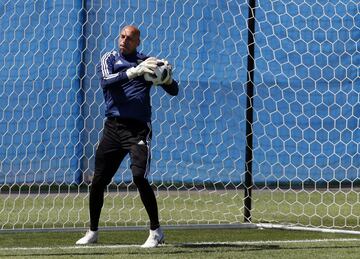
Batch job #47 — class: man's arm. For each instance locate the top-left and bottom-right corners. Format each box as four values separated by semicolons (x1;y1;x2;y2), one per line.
96;52;157;89
160;80;179;96
96;51;129;89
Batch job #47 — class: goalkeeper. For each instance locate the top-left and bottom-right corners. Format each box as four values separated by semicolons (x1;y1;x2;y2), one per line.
76;25;178;248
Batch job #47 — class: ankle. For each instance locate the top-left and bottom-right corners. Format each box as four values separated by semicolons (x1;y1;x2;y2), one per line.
150;225;160;231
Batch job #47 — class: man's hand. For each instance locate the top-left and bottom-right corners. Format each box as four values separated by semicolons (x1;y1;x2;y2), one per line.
126;57;158;79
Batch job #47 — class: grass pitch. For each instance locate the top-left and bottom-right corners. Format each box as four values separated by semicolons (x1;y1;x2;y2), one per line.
1;228;360;258
1;189;360;230
1;189;360;258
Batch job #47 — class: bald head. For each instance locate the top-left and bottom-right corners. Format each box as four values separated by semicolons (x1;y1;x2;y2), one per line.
118;25;141;55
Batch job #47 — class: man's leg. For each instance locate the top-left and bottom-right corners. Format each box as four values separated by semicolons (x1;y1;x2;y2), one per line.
76;120;127;245
130;143;164;248
76;148;126;245
130;144;159;230
89;148;125;231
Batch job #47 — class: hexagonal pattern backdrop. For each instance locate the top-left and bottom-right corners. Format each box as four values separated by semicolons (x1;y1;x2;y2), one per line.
0;0;358;230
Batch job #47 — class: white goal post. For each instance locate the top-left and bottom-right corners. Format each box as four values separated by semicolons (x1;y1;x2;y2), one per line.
0;0;359;233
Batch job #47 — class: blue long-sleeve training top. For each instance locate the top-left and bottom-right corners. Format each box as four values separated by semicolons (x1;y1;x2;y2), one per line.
96;50;179;123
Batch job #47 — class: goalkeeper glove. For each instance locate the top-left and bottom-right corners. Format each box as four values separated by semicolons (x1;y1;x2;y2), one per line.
126;57;158;79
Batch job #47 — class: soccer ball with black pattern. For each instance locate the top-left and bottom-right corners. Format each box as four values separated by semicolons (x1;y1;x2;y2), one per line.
144;61;172;85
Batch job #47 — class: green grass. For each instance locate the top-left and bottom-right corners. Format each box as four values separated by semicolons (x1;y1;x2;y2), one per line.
1;229;360;258
252;189;360;228
2;188;360;258
1;189;360;230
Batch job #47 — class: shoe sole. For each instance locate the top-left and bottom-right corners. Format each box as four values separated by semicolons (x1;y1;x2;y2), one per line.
75;242;97;245
141;237;165;248
75;239;98;245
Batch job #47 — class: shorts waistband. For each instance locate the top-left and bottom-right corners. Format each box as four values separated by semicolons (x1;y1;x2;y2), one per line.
107;117;148;125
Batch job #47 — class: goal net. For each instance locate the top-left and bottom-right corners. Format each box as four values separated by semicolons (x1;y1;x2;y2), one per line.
0;0;359;232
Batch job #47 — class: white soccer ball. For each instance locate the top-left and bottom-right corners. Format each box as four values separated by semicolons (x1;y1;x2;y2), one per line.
144;61;171;85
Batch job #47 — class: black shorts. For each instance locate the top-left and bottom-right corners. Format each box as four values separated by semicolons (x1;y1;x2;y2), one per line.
93;117;152;183
102;117;152;150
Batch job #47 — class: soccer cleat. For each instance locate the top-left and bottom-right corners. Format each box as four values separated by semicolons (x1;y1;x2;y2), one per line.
75;230;98;245
141;227;165;248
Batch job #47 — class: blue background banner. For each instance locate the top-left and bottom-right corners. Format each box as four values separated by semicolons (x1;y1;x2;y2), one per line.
0;0;359;186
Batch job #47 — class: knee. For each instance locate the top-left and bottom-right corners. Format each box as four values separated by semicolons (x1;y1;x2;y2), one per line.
133;174;148;188
131;160;148;181
91;175;111;192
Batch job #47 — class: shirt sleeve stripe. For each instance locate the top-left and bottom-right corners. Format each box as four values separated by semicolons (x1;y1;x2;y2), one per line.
100;52;112;78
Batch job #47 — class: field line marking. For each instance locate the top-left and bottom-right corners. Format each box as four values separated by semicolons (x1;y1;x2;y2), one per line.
183;238;360;245
2;238;360;251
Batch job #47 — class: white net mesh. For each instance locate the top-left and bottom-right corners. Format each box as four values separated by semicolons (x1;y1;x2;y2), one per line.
0;0;359;231
251;0;360;229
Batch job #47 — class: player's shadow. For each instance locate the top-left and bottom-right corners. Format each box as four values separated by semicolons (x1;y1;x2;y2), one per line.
174;243;360;253
1;252;113;258
175;243;279;251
